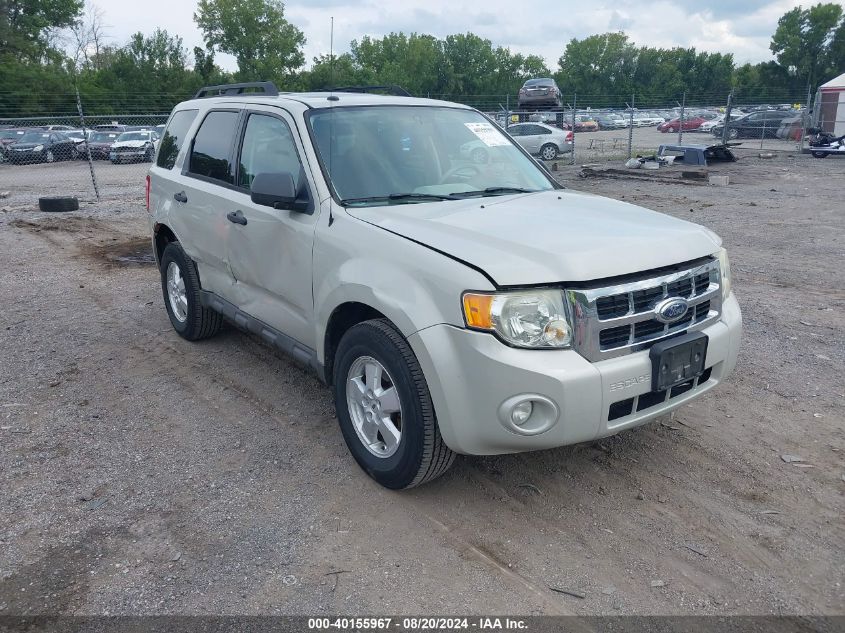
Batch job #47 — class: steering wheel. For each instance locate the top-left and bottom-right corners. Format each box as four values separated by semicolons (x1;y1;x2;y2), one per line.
440;163;481;184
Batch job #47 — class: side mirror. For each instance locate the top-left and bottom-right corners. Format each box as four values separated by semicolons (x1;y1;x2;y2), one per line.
250;172;310;212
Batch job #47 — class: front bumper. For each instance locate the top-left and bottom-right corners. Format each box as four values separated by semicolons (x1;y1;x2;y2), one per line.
409;293;741;455
111;150;147;161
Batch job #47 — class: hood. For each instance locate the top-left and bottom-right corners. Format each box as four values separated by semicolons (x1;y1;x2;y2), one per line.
346;190;721;286
112;140;149;149
9;143;43;150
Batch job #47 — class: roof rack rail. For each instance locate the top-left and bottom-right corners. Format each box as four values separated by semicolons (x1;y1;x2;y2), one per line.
194;81;279;99
316;85;412;97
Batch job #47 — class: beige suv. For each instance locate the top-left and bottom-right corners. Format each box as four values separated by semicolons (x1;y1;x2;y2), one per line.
147;82;741;489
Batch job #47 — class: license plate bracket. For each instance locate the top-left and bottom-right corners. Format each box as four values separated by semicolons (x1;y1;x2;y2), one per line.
649;332;708;392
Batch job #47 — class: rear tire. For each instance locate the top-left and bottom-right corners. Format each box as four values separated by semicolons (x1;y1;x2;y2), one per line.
333;319;455;489
540;143;558;161
160;242;222;341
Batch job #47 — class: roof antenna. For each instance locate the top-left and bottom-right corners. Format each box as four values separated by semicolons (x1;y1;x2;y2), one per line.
327;17;338;102
330;16;335;89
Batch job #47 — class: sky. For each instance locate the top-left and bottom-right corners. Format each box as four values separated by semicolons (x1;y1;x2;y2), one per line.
87;0;845;71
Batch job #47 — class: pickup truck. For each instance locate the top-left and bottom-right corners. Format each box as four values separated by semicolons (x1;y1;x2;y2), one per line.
147;82;742;489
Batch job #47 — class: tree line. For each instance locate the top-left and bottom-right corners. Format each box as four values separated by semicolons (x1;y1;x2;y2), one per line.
1;0;844;118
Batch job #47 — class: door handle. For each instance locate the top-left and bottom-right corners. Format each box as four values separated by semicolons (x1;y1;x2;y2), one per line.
227;210;247;226
173;191;187;203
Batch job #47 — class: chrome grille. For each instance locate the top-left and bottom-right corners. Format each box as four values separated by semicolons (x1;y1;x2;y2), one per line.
566;259;722;362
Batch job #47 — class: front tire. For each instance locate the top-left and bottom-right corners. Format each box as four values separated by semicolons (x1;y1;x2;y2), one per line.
811;151;828;158
160;242;222;341
333;319;455;489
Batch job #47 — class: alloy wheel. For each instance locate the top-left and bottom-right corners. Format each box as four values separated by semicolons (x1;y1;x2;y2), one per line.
166;261;188;323
346;356;403;458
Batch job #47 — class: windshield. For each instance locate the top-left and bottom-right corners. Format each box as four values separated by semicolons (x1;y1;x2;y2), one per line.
18;132;51;143
91;132;119;142
308;106;555;206
116;131;150;142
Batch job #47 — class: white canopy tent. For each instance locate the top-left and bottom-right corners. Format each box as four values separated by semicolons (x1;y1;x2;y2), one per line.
815;72;845;135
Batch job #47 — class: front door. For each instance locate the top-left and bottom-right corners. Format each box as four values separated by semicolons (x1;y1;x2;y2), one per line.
224;108;319;346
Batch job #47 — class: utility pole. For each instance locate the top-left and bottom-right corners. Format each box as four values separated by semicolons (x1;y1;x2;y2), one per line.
677;92;686;144
722;90;733;146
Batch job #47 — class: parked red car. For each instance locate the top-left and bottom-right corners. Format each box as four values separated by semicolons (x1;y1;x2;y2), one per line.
657;114;716;133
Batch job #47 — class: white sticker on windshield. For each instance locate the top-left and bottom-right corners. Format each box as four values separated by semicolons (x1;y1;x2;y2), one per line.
464;122;510;147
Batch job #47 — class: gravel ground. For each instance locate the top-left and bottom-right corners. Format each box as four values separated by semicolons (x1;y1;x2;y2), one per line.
0;151;842;617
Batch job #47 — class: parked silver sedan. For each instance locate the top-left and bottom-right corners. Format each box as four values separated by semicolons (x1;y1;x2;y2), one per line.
506;122;574;160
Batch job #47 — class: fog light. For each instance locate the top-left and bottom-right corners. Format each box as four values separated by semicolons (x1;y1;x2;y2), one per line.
511;401;533;426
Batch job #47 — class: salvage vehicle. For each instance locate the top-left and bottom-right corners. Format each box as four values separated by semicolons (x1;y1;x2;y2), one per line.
711;110;794;139
110;129;160;163
502;122;573;160
148;82;742;489
84;131;121;159
657;113;715;133
517;78;563;110
6;131;78;164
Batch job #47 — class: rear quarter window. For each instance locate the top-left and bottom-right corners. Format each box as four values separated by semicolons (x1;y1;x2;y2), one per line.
156;109;198;169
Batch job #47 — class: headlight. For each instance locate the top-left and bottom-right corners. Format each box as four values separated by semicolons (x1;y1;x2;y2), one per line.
717;247;732;300
34;145;44;151
462;290;572;348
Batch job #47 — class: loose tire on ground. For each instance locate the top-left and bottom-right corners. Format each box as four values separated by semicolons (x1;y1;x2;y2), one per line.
38;196;79;213
159;242;222;341
333;318;456;489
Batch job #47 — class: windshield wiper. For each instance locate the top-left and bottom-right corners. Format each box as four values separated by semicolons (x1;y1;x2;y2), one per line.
451;187;537;198
340;192;457;206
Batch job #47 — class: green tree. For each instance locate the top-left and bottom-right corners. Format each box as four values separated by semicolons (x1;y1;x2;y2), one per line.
0;0;83;116
770;2;844;89
555;33;638;104
0;0;83;60
194;0;305;83
827;18;845;75
87;29;196;112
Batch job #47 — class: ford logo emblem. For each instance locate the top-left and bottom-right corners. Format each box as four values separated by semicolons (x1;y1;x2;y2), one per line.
654;297;689;324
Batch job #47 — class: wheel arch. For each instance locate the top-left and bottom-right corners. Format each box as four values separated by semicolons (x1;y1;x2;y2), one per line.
153;222;179;266
322;301;390;386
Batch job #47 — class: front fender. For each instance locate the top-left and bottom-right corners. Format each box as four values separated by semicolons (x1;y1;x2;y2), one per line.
313;211;493;363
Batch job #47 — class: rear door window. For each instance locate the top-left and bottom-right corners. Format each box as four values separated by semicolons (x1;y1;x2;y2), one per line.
157;109;198;170
188;110;239;184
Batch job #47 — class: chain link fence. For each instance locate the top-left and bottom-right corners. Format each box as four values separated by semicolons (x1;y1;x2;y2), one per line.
447;90;813;165
0;109;169;206
0;89;819;207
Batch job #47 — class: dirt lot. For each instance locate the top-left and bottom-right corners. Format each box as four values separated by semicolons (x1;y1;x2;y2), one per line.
0;151;842;617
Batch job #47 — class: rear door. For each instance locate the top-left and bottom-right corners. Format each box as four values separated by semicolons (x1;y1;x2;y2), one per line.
156;107;243;296
519;124;544;153
223;107;319;344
